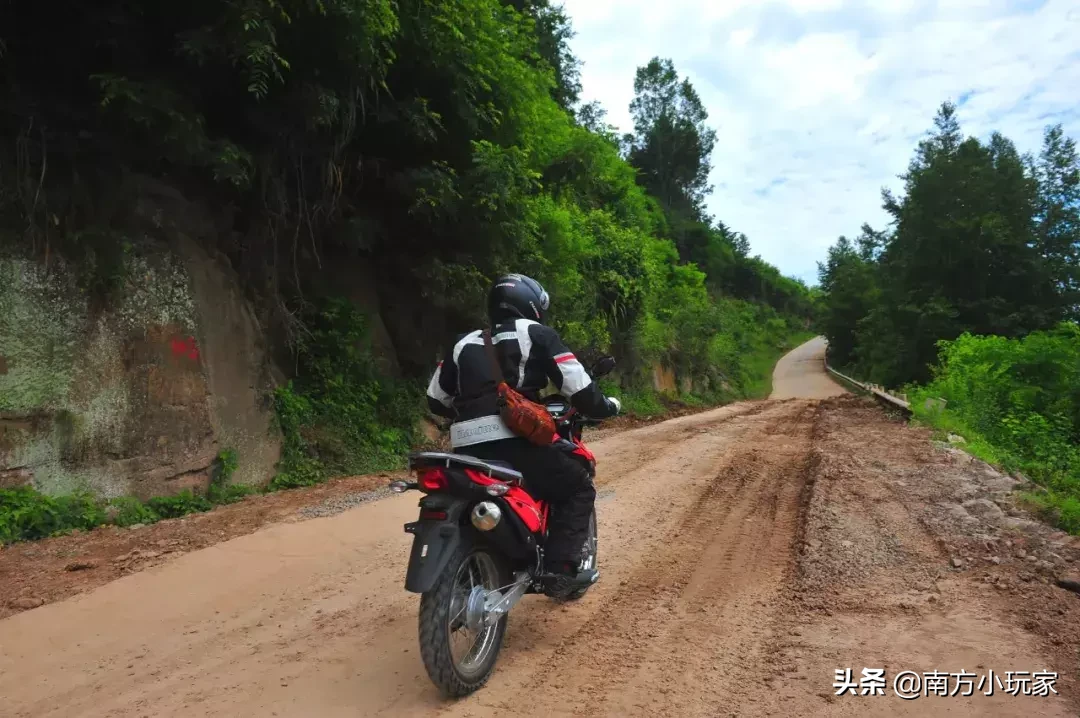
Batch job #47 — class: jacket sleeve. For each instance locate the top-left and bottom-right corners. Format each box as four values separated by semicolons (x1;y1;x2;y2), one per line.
533;325;618;418
425;343;458;419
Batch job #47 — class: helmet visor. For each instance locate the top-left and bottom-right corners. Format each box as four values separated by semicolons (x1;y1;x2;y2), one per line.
538;289;550;311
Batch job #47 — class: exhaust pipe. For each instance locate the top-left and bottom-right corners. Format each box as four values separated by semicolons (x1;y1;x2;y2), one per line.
471;501;502;531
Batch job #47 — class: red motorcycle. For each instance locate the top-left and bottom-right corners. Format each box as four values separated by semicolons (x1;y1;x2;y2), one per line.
389;356;616;697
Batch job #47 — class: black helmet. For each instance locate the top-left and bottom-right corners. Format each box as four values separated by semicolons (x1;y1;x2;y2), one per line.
488;273;550;324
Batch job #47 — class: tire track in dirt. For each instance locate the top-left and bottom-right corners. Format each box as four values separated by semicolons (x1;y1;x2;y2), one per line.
750;396;1078;717
592;401;819;717
588;400;770;489
0;402;767;624
0;400;787;718
418;402;796;714
442;400;819;718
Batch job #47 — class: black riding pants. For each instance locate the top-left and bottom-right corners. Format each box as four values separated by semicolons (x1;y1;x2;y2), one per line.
460;437;595;565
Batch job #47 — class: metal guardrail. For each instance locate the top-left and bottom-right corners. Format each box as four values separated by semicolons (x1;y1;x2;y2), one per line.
824;360;913;414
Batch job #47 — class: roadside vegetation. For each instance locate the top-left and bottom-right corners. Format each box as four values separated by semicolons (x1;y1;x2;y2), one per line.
909;327;1080;533
2;1;815;542
818;104;1080;533
0;450;250;544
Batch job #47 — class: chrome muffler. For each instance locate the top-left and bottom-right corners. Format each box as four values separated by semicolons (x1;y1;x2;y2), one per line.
471;501;502;531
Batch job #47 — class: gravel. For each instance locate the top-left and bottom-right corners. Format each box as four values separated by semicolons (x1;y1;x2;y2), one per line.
297;488;393;519
596;487;617;502
962;498;1005;524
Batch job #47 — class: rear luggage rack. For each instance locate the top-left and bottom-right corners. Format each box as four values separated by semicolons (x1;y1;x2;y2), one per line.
408;452;524;484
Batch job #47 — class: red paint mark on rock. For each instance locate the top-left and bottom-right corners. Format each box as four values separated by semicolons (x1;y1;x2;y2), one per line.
170;336;200;362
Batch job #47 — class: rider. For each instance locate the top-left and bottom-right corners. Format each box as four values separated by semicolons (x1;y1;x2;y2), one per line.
425;273;621;598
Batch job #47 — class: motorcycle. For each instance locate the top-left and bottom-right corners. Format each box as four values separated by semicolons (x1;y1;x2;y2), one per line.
389;356;617;697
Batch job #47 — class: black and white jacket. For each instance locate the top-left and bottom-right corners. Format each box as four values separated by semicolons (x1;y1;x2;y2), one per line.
426;318;617;425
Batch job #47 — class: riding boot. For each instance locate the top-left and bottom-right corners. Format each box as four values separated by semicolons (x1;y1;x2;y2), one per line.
542;561;598;598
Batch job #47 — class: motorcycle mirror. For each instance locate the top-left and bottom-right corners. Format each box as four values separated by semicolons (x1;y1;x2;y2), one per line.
591;355;616;378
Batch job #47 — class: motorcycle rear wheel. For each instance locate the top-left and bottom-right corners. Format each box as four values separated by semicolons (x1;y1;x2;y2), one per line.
418;540;508;697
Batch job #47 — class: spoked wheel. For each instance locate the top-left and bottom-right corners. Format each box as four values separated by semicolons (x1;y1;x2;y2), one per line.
564;508;598;601
418;542;508;697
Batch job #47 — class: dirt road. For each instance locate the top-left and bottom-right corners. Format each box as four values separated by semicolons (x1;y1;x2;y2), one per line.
2;338;1078;717
770;334;847;400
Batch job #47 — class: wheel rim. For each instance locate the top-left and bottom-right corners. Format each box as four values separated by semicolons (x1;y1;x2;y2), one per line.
446;551;501;678
578;512;598;571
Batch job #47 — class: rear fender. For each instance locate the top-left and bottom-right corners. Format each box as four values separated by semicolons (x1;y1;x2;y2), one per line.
404;495;469;594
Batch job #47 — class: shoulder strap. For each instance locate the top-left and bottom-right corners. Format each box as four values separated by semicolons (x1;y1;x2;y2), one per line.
482;329;505;384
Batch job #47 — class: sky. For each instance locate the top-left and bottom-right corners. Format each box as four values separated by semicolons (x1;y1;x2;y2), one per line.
560;0;1080;285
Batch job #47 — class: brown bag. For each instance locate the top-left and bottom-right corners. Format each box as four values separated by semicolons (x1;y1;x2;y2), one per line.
482;329;557;446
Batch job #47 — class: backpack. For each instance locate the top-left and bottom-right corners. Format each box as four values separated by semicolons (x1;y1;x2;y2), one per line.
482;329;557;446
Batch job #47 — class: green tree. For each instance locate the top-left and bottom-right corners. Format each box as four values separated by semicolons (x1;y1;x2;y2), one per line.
626;58;717;220
817;234;879;368
1;0;817;493
1035;124;1080;317
576;101;621;146
860;102;1060;385
502;0;581;111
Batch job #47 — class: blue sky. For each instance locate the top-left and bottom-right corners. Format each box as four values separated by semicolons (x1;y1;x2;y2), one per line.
560;0;1080;285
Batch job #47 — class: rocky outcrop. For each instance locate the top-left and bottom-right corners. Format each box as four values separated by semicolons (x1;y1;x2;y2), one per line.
652;363;676;394
0;183;281;499
175;236;281;489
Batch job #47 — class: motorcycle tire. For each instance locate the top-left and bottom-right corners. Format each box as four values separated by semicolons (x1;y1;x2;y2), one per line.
563;508;598;601
418;540;508;697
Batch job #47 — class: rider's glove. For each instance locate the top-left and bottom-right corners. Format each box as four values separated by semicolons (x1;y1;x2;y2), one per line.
607;397;622;415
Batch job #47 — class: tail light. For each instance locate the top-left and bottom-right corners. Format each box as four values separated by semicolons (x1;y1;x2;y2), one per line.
418;468;448;492
420;509;448;520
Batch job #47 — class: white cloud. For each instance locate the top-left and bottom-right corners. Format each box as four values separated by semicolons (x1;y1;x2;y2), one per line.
561;0;1080;284
787;0;846;12
729;27;756;48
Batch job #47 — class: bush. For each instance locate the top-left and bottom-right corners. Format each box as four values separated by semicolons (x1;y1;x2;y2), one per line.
0;487;106;542
54;493;108;533
205;447;254;504
616;386;666;417
0;478;258;543
107;496;161;527
207;482;257;505
1024;491;1080;535
146;490;213;519
910;324;1080;533
271;299;422;488
214;448;239;483
1;480;258;543
269;456;326;490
